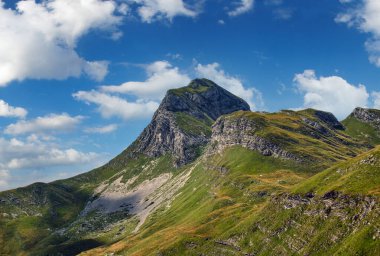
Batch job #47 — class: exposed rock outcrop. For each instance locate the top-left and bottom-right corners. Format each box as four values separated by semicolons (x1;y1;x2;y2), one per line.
208;114;300;161
351;107;380;129
313;110;345;130
115;79;250;166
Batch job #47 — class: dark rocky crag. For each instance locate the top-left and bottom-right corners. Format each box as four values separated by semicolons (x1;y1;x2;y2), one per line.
117;78;250;166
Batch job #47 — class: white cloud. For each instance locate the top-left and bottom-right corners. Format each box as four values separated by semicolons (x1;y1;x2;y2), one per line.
228;0;254;17
372;91;380;109
73;90;159;120
0;100;27;118
0;136;101;190
75;60;191;121
4;113;83;135
0;0;123;86
101;61;191;100
195;62;262;110
84;124;118;134
336;0;380;67
0;169;9;187
294;70;369;119
77;60;263;119
339;0;353;3
130;0;198;22
264;0;283;5
273;8;293;20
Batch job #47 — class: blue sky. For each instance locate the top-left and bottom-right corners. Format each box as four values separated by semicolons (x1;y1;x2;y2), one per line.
1;0;380;190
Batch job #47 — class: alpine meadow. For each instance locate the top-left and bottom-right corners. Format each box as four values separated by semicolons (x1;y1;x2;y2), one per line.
0;1;380;256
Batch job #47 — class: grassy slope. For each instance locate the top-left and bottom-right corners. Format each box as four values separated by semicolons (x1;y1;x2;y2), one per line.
0;152;175;255
81;146;380;256
342;116;380;145
79;147;313;255
220;109;367;170
1;108;379;255
174;112;213;137
294;146;380;195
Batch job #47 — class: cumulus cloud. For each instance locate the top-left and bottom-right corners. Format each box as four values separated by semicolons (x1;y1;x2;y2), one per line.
4;113;83;135
0;0;123;86
73;90;159;120
76;60;263;119
372;91;380;109
0;169;9;187
101;61;191;100
0;135;101;190
294;70;369;119
129;0;198;22
336;0;380;67
84;124;118;134
75;60;190;120
228;0;254;17
0;100;27;118
195;62;263;110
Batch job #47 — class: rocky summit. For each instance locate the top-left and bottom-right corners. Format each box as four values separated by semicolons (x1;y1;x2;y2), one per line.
0;79;380;256
123;78;250;166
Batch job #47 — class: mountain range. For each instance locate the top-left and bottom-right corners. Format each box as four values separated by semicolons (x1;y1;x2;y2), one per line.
0;79;379;256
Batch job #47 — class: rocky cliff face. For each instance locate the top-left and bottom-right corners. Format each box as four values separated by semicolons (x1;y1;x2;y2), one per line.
209;114;300;161
206;109;363;166
351;107;380;129
124;79;250;166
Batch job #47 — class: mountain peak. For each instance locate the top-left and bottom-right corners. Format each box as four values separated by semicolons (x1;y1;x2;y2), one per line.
123;79;250;166
163;78;250;120
168;78;217;95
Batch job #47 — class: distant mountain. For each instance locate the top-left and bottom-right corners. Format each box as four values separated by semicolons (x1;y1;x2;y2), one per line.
0;79;379;256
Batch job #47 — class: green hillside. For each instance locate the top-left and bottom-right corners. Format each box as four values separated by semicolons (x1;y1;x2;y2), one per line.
81;146;380;256
0;80;379;256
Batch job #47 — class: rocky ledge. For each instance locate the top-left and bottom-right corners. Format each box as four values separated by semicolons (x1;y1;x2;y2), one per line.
208;114;300;161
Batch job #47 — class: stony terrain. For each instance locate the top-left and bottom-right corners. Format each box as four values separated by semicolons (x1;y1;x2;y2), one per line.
0;79;379;256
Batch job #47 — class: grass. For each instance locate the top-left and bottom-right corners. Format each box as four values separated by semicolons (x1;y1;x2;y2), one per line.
80;146;310;255
80;145;380;256
219;110;367;170
342;115;380;145
168;79;215;96
174;112;213;137
294;146;380;195
1;107;380;255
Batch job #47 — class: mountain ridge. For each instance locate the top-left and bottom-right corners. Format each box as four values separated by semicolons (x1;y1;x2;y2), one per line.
0;79;379;256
